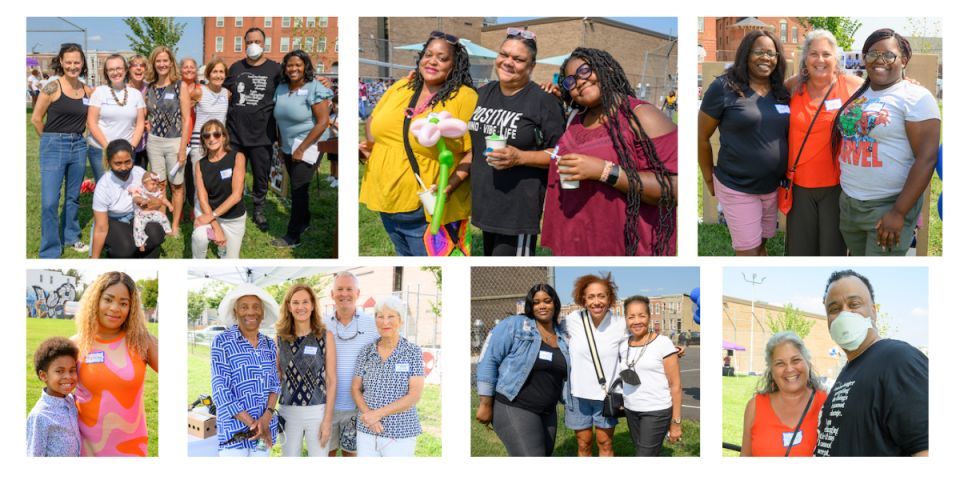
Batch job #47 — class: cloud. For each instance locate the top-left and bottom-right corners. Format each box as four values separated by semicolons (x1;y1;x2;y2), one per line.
910;307;928;317
789;295;825;315
89;35;102;42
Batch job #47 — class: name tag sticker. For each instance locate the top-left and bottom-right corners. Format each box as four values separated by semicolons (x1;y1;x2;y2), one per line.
775;104;791;114
538;350;554;362
303;345;318;356
522;323;532;332
864;102;884;113
220;168;233;180
825;98;842;111
395;363;410;373
85;351;105;364
82;97;89;106
164;92;176;101
296;88;309;96
782;430;803;447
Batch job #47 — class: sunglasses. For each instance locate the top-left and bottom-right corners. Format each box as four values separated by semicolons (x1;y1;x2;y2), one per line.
430;31;460;45
561;63;592;91
202;131;224;140
865;50;899;64
506;27;536;40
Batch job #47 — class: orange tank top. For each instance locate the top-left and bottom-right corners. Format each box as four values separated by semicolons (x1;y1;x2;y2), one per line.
788;77;853;188
750;390;826;457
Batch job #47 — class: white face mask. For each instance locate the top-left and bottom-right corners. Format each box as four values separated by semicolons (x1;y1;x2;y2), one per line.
246;43;263;60
829;311;873;352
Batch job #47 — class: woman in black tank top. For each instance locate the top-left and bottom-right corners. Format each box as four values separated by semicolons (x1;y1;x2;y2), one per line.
30;44;94;258
192;119;247;258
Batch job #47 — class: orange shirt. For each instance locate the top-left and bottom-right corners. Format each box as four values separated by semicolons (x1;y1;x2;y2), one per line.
788;77;853;188
750;390;827;457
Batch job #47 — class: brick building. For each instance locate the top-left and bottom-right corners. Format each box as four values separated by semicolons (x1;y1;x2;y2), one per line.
359;17;485;79
202;17;339;74
699;17;808;70
557;294;696;344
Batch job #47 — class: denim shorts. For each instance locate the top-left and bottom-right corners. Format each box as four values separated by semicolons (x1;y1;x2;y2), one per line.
564;395;618;430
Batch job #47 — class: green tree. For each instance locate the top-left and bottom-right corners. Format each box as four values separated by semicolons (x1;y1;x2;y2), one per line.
136;278;159;310
123;17;186;57
421;267;442;320
799;17;862;50
905;18;942;54
765;303;815;339
187;289;207;326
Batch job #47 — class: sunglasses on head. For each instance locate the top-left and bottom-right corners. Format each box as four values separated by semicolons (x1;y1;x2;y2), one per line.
506;27;536;40
202;131;224;140
561;63;592;91
430;31;460;45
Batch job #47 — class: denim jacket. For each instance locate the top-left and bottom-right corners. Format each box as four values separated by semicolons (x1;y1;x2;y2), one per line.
475;315;571;404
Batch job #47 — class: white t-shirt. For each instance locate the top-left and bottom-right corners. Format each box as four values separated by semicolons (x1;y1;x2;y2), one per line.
562;309;625;400
838;81;940;201
617;334;677;412
93;166;146;215
27;75;41;91
88;85;146;149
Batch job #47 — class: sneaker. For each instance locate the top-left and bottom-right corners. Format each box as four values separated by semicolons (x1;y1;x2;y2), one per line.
271;236;301;248
71;241;89;253
253;211;269;232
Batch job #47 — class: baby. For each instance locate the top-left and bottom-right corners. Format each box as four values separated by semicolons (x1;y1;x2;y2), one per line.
26;337;81;457
128;172;174;251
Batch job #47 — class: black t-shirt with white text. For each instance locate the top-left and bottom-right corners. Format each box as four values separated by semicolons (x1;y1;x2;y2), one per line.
468;81;566;235
815;339;928;456
225;59;281;147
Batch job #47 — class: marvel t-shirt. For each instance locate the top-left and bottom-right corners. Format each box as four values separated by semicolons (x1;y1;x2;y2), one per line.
225;59;282;146
815;339;928;456
468;81;566;235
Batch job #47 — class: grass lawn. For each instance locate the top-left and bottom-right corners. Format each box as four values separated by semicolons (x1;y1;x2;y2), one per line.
722;375;759;457
187;342;442;456
26;110;337;258
26;317;159;457
469;390;700;457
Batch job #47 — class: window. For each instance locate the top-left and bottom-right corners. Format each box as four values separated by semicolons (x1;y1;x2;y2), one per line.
215;36;223;53
317;38;327;53
792;26;798;44
293;17;302;28
319;17;328;28
215;17;224;27
780;20;787;44
698;17;704;33
307;17;316;27
235;17;243;27
280;37;290;52
282;17;291;28
335;38;339;53
305;37;314;52
264;37;272;53
264;17;272;28
293;36;302;51
234;36;242;53
316;63;325;74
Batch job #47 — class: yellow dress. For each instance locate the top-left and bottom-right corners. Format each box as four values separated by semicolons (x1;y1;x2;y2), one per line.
360;78;477;225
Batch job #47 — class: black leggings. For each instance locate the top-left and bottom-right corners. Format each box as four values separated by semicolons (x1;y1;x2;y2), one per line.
233;143;273;212
624;406;672;456
104;217;164;258
492;400;557;456
482;231;537;256
282;152;319;241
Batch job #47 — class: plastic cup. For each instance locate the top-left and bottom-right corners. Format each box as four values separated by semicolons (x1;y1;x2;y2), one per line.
418;190;437;216
484;135;507;165
559;167;579;189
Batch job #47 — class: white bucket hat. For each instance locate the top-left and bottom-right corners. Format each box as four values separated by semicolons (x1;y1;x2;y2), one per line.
218;283;280;328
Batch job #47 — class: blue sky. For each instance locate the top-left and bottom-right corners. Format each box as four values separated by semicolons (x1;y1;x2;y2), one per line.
27;17;203;61
497;17;677;37
554;267;698;305
850;17;940;52
723;267;928;347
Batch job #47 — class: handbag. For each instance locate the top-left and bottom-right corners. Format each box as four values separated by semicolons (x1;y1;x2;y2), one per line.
579;310;625;418
778;82;835;215
783;389;816;457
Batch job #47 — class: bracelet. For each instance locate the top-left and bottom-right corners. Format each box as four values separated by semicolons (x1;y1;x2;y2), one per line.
599;161;614;182
605;164;620;186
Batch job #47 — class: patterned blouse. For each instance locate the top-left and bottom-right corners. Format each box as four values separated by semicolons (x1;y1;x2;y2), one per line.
278;333;327;406
26;389;81;456
211;326;280;450
354;337;424;439
145;81;182;138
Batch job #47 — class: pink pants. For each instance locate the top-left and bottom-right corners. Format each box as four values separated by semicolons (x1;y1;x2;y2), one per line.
714;178;778;251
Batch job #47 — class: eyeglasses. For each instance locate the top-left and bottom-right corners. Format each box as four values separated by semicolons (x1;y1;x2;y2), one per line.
202;131;224;140
750;49;778;59
506;27;536;40
430;31;460;45
865;50;899;64
561;63;592;91
106;67;126;74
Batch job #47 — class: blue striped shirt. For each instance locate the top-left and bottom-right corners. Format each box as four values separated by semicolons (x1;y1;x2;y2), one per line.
325;311;379;410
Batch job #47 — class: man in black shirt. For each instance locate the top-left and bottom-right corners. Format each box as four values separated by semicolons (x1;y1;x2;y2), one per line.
816;270;928;456
225;27;281;231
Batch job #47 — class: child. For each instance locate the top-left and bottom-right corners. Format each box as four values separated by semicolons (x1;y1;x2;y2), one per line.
326;95;339;187
26;337;81;457
128;172;174;251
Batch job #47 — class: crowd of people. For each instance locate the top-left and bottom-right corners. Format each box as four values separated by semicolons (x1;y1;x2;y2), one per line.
30;27;337;259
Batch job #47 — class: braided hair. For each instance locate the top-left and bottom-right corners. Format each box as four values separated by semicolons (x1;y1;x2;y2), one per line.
831;29;912;155
559;47;676;256
409;37;475;107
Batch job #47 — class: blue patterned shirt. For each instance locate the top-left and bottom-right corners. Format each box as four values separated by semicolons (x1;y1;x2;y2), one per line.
26;389;81;457
211;326;280;450
354;337;424;439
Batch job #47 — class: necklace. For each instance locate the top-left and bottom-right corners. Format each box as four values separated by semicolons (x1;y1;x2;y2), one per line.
110;85;128;106
626;333;655;369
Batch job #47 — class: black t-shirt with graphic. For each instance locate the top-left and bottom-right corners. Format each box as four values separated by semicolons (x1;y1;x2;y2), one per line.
225;58;282;147
468;81;566;235
815;339;928;456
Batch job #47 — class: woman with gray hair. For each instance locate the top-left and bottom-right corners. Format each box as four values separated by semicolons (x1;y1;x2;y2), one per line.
351;295;424;456
740;331;826;456
782;29;863;255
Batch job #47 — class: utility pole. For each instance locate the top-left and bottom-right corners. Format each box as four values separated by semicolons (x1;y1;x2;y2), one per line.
742;272;766;374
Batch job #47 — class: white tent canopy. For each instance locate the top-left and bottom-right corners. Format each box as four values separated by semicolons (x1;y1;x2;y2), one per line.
187;267;369;287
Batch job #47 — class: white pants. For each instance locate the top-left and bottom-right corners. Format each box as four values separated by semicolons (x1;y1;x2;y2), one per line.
218;447;270;457
280;404;329;457
191;213;246;258
356;431;416;457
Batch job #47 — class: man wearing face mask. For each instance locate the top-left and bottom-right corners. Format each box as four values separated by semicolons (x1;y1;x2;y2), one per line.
815;270;928;456
225;27;282;232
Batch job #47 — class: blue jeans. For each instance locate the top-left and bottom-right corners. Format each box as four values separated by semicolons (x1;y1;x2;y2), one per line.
86;142;105;181
379;208;428;256
39;133;87;258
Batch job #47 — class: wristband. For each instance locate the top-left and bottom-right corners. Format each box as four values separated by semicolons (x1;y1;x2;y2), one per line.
599;161;614;182
604;164;620;186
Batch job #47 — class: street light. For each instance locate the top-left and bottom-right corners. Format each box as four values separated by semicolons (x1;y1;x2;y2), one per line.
742;272;765;374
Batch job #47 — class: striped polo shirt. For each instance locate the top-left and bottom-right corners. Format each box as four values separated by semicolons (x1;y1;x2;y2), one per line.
324;310;379;411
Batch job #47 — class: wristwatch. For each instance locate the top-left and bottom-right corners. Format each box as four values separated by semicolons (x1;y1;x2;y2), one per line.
672;417;682;425
604;164;620;186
